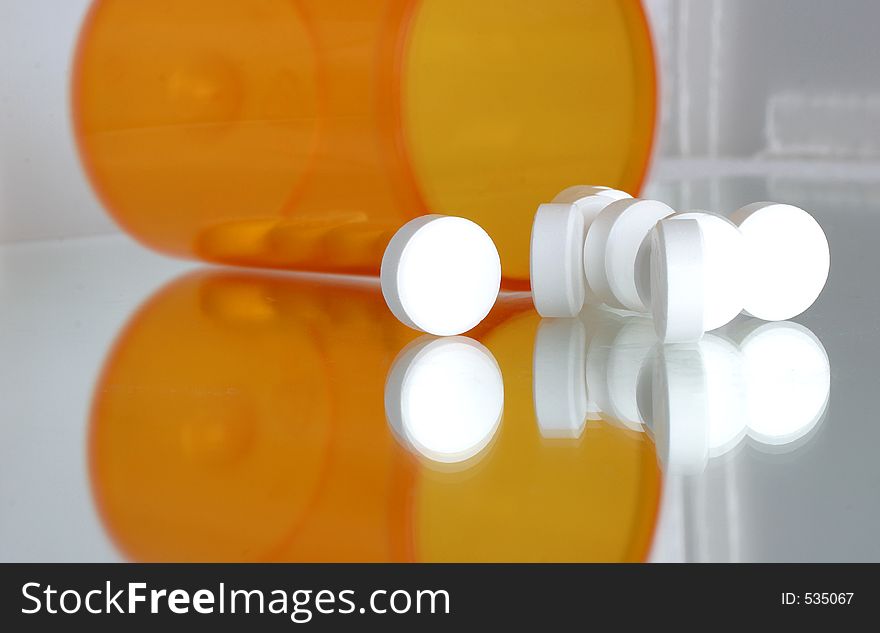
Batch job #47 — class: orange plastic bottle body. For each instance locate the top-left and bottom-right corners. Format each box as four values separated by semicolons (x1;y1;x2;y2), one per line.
73;0;656;285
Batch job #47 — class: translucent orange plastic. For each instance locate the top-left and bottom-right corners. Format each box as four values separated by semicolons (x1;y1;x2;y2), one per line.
73;0;656;286
89;272;661;562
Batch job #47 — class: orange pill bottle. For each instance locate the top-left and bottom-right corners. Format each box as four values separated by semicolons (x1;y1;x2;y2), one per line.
73;0;655;287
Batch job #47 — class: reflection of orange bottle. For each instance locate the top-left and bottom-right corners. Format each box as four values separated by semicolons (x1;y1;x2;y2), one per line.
90;272;660;561
407;312;661;562
73;0;656;287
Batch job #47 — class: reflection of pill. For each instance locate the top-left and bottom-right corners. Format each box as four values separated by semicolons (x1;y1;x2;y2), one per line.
533;318;588;439
699;334;748;457
733;320;830;447
670;211;745;331
650;218;705;343
381;215;501;336
583;306;629;420
730;202;830;322
602;199;675;311
530;203;586;317
651;344;710;475
605;316;655;431
385;336;504;464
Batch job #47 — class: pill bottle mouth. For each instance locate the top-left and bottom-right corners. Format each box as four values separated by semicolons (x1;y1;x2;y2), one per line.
72;0;656;285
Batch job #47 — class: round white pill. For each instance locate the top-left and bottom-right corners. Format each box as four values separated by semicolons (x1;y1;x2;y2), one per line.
381;215;501;336
385;336;504;464
576;195;629;226
530;203;586;317
551;191;628;307
602;198;675;311
729;202;830;321
553;185;631;204
670;211;745;331
583;205;625;309
650;218;706;343
633;232;653;309
533;318;588;439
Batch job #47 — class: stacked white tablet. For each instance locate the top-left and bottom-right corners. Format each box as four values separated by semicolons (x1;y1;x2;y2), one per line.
529;186;830;342
377;186;829;342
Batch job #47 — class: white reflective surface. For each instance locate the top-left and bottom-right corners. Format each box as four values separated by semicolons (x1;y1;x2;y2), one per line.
0;170;877;561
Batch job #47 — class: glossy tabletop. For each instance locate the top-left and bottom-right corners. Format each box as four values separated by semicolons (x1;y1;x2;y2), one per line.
1;170;878;562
